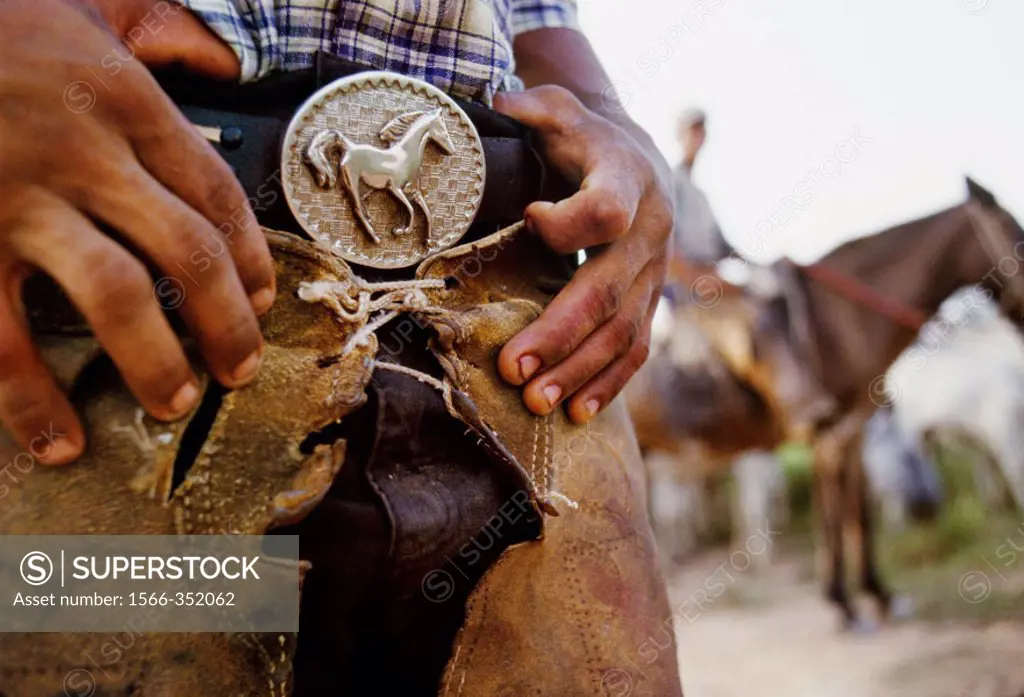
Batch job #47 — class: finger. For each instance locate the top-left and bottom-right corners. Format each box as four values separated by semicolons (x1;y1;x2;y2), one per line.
566;296;658;425
525;163;642;254
0;264;84;464
494;86;589;136
11;202;203;421
497;88;646;253
113;65;275;312
498;239;661;387
69;159;265;388
520;271;656;417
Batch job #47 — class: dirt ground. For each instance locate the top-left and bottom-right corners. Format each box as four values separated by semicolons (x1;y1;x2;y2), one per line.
665;551;1024;697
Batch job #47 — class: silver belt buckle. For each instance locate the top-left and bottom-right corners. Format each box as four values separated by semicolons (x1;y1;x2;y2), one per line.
281;71;486;269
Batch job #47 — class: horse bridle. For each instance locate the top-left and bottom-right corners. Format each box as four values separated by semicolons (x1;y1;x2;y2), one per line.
800;263;928;333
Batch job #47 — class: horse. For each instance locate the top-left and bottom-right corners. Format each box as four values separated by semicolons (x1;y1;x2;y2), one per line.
632;177;1024;628
305;107;455;244
763;178;1023;628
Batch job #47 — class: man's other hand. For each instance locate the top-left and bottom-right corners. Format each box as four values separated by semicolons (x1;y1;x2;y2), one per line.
494;86;673;424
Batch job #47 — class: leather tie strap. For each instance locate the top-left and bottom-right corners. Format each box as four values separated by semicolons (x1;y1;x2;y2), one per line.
801;262;929;332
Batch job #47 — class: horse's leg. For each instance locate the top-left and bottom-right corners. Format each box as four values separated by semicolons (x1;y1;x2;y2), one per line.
856;446;890;613
408;187;432;241
814;437;855;627
838;430;886;632
854;439;912;621
388;184;416;235
814;410;870;628
343;169;380;244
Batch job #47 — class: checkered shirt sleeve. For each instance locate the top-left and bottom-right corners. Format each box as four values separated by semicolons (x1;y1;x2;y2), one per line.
177;0;579;102
510;0;579;36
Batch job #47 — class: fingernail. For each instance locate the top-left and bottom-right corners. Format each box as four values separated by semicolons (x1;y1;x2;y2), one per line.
231;349;263;386
584;398;601;419
250;287;276;315
169;381;201;417
519;355;541;381
542;384;562;408
39;437;82;466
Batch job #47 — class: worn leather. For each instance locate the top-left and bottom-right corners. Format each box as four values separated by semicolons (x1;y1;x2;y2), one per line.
417;225;683;697
1;225;682;697
0;231;373;696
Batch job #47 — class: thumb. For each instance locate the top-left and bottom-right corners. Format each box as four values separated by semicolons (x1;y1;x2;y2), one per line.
74;0;241;80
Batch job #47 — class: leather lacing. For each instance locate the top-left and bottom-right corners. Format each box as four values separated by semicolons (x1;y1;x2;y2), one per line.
297;272;573;516
297;276;460;419
298;276;449;353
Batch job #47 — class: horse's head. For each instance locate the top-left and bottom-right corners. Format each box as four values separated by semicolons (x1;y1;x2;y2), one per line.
960;177;1024;319
424;107;455;155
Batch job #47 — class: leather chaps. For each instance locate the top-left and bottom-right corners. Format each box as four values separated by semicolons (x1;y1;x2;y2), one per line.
0;223;682;695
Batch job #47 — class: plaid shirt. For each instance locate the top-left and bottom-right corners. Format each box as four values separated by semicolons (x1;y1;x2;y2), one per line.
180;0;579;103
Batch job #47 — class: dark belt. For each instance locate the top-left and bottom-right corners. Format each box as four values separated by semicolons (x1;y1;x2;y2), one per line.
154;52;575;238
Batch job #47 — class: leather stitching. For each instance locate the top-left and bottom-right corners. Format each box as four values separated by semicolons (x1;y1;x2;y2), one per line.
541;414;554;499
529;415;542;492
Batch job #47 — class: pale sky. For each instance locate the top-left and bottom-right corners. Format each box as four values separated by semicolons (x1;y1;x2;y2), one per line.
578;0;1023;262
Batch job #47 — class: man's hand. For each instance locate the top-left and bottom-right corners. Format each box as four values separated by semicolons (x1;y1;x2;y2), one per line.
494;86;673;424
0;0;272;464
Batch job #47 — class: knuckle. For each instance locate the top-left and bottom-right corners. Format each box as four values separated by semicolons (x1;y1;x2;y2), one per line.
581;282;620;328
114;82;174;135
547;326;578;364
535;84;583;112
200;167;248;222
178;226;235;277
82;251;152;323
588;196;631;240
606;313;641;351
532;85;590;134
66;149;133;199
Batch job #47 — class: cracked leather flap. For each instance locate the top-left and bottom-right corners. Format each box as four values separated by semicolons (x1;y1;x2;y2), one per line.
0;229;372;697
416;223;684;696
415;222;569;512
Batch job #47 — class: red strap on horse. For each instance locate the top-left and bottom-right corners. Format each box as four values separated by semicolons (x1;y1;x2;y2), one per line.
800;262;928;332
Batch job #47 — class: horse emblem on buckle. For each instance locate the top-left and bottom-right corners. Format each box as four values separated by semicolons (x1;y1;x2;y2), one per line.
282;72;486;269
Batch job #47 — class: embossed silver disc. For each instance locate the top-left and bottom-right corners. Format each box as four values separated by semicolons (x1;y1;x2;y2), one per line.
282;71;486;269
